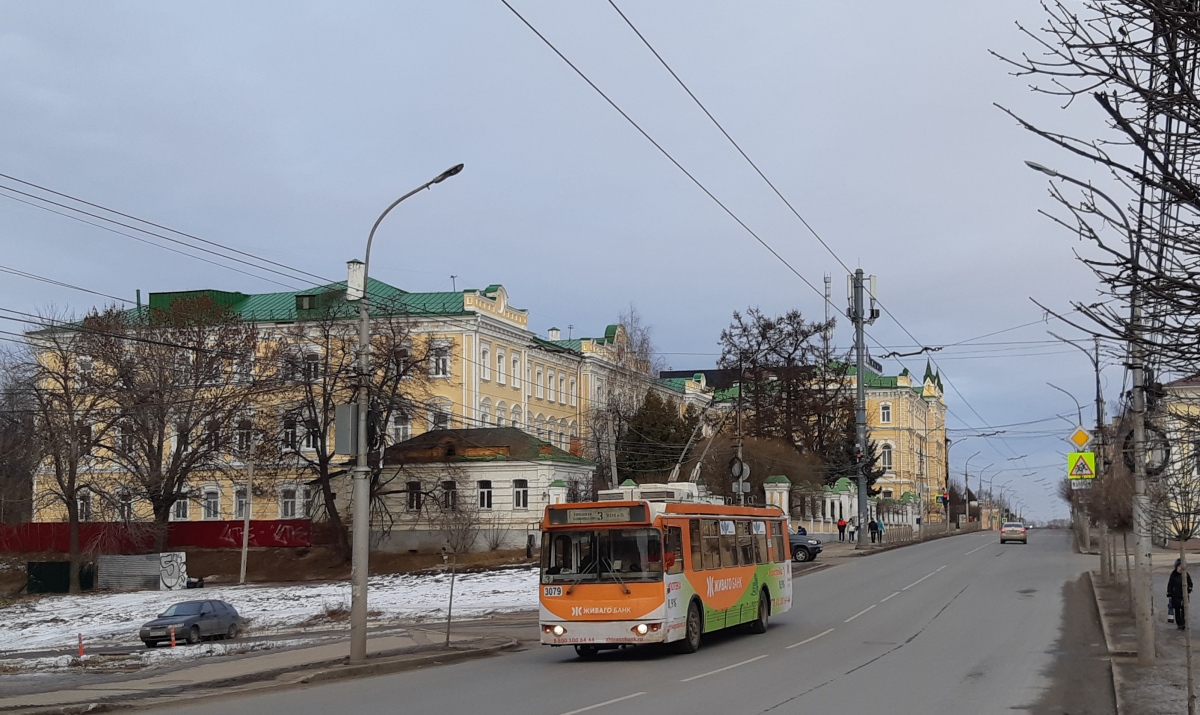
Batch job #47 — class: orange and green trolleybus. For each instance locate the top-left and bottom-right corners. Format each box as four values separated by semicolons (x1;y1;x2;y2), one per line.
538;499;793;658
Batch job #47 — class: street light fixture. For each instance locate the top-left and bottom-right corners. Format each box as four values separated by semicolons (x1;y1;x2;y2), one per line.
347;163;465;664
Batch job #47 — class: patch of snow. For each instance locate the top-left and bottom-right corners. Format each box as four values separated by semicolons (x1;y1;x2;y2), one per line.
0;567;538;654
0;638;317;672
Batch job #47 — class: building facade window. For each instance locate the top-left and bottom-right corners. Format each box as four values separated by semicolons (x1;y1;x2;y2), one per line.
441;481;458;511
497;351;506;385
303;419;320;450
511;406;522;430
235;487;248;520
203;489;220;520
548;371;556;402
513;479;529;509
117;490;133;521
173;498;189;521
536;368;544;399
479;399;492;428
478;480;493;509
513;357;522;389
496;403;507;428
559;376;566;404
78;491;92;522
431;347;451;378
880;443;894;471
406;481;423;511
235;418;253;455
302;352;321;382
116;421;136;455
394;346;412;377
880;403;892;424
391;412;412;444
430;400;452;431
280;488;297;518
569;378;577;407
481;346;491;381
282;416;299;451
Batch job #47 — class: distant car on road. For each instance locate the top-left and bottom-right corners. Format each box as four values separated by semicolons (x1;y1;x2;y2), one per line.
999;522;1028;545
789;532;823;562
139;599;242;647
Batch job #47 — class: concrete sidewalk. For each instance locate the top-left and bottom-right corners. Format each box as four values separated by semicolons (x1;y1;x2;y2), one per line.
0;628;516;714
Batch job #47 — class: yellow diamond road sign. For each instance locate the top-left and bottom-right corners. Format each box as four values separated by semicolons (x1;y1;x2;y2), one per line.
1068;452;1096;479
1070;428;1092;449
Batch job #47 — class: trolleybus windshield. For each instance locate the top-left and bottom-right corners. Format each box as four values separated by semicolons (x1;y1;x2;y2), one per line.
541;528;663;584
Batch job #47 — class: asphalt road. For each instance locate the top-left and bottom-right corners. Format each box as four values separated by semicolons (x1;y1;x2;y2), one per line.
159;530;1111;715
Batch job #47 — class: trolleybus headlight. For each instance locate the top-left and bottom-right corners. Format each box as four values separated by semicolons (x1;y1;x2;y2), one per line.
633;623;649;635
552;625;566;636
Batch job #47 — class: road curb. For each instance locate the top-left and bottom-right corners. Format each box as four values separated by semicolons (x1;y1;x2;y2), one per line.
1087;569;1131;715
290;636;518;685
0;637;520;715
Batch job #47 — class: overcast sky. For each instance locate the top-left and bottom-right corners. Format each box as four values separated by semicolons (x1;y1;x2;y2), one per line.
0;2;1130;520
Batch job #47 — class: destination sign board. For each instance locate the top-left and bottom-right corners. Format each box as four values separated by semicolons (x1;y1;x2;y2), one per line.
548;505;649;526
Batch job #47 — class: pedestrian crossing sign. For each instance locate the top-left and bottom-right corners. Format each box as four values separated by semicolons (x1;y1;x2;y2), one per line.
1068;452;1096;479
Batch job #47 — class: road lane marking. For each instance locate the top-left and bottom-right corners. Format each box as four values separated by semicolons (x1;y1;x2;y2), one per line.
965;542;991;555
844;605;876;623
559;692;647;715
936;564;948;571
786;628;835;649
680;654;769;682
880;591;901;603
902;571;938;591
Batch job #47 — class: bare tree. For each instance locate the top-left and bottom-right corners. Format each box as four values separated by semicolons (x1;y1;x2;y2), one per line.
24;310;113;593
82;297;264;548
268;294;434;559
0;352;40;523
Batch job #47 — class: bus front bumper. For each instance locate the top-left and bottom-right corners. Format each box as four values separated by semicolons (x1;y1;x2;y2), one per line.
540;619;669;646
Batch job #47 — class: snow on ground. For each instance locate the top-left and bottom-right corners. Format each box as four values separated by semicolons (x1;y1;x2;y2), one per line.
0;567;538;654
0;638;316;673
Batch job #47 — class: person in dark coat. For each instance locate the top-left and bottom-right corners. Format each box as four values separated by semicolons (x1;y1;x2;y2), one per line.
867;518;880;544
1168;559;1194;630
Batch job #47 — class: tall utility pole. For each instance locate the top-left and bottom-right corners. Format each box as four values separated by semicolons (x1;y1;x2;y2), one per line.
347;163;463;664
1025;161;1152;664
849;270;878;547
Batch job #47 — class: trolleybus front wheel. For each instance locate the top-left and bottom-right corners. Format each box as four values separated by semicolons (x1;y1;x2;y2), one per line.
674;601;703;654
748;590;769;634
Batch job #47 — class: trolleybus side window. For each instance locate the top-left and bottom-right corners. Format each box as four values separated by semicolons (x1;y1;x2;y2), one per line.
752;521;769;564
770;520;786;562
718;520;739;567
665;526;683;575
736;521;754;565
689;519;702;571
701;519;721;570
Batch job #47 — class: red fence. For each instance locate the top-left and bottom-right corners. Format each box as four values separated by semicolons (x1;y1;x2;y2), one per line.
0;520;337;554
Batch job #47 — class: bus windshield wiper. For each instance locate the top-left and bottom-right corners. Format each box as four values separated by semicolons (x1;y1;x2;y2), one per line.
607;569;631;595
566;561;598;594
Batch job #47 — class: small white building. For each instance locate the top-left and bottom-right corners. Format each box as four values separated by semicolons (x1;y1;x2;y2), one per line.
370;428;595;553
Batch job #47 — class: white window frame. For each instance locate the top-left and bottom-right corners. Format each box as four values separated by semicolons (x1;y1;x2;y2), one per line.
497;350;506;385
430;400;452;431
391;412;412;444
302;419;320;451
569;378;577;407
880;403;892;424
203;488;221;520
406;481;423;511
279;487;298;519
282;415;299;452
478;480;493;510
513;479;529;510
513;356;522;389
548;370;556;403
235;486;249;520
78;490;93;522
536;367;544;399
496;403;507;428
880;443;894;472
558;375;566;404
172;497;190;521
511;406;522;430
481;344;491;381
431;345;451;378
479;399;492;428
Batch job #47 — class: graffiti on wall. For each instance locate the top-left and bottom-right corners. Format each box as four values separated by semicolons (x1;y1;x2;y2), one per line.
159;552;188;590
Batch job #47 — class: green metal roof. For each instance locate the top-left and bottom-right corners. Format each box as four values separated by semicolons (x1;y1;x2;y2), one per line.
764;475;791;484
656;377;688;394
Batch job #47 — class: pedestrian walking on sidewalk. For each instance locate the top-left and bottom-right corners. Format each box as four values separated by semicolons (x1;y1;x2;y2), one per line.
867;519;879;544
876;519;885;543
837;518;847;542
847;519;857;542
1169;558;1194;630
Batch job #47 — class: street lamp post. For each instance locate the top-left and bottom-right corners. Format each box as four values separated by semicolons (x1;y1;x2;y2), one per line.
1026;159;1153;665
348;163;464;664
962;451;981;527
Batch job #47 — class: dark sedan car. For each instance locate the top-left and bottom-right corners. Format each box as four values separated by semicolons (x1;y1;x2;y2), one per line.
139;599;242;647
789;532;823;562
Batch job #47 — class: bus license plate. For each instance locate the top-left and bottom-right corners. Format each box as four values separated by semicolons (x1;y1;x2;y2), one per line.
543;586;563;597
